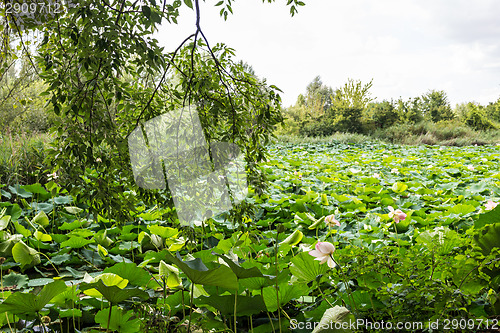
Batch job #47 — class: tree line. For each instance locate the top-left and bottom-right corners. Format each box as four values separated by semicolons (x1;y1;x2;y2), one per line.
281;76;500;137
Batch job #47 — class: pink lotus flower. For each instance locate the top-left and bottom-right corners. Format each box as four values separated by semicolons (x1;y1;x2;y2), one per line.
373;173;380;179
485;200;498;211
388;206;406;223
325;214;340;227
467;165;475;171
391;168;399;174
309;242;336;268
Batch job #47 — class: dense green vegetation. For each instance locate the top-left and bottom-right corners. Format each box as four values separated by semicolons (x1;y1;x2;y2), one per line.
278;76;500;142
1;142;500;332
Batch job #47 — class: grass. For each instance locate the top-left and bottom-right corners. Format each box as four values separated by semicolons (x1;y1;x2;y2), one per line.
275;132;375;145
0;130;52;187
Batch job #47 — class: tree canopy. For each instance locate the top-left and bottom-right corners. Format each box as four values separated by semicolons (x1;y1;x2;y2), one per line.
0;0;306;221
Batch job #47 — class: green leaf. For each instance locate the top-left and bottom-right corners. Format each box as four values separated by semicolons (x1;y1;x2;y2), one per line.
21;184;50;201
13;221;31;237
163;251;238;289
31;202;54;214
474;223;500;255
279;228;303;246
8;185;32;198
12;240;40;269
32;210;50;227
58;308;82;318
416;227;462;255
0;280;67;315
4;204;22;221
85;272;129;288
321;193;329;205
79;280;149;304
0;233;23;256
28;278;57;287
59;220;86;231
103;262;152;287
446;204;476;215
95;306;141;333
159;260;181;288
290;251;329;283
53;196;72;205
147;225;178;239
0;215;11;230
308;216;326;229
49;253;72;265
157;290;190;315
183;0;193;9
60;236;94;248
196;295;267;316
98;244;108;259
3;272;29;290
240;276;276;290
215;254;269;280
141;5;151;18
261;283;309;312
34;230;52;242
391;182;408;194
453;257;486;295
475;205;500;228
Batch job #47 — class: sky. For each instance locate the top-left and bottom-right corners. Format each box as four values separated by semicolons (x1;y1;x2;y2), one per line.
155;0;500;108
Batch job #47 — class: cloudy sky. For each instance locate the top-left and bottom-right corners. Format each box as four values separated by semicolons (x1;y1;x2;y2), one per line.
156;0;500;108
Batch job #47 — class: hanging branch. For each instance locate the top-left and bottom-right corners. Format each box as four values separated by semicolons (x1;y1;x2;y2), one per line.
10;18;39;76
133;33;195;130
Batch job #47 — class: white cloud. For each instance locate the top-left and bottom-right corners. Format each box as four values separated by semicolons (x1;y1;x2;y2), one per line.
155;0;500;107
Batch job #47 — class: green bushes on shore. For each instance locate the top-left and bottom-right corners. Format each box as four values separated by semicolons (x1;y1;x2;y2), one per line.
277;76;500;141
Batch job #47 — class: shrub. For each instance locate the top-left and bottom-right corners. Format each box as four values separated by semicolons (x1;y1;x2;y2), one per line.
432;120;474;140
463;103;497;131
421;90;454;122
396;97;423;124
299;117;335;137
362;100;399;132
330;107;364;134
485;98;500;122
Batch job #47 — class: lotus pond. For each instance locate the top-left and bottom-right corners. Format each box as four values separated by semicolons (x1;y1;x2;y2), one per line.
0;142;499;332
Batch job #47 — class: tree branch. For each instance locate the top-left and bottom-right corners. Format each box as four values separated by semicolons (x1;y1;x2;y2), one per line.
132;33;195;130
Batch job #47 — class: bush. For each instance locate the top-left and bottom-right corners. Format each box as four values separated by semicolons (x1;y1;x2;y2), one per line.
372;120;499;146
485;98;500;122
362;101;399;132
463;103;497;131
299;117;335;137
396;97;423;124
330;107;364;134
432;120;474;140
421;90;454;122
